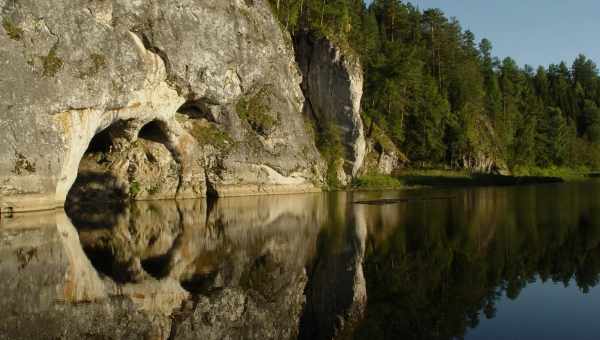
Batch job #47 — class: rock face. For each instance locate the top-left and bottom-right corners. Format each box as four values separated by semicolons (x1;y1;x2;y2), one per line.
0;0;325;213
295;32;367;185
461;116;509;174
361;121;407;175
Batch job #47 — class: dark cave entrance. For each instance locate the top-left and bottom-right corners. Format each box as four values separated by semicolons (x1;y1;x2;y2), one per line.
177;100;214;121
86;127;114;153
66;119;178;202
65;120;131;212
138;120;170;144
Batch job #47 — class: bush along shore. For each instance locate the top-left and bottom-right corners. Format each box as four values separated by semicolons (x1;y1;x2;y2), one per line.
351;167;593;190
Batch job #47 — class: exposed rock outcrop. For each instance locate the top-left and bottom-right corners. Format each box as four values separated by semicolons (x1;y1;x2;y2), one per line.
458;116;509;174
361;120;407;175
0;0;324;213
295;32;367;185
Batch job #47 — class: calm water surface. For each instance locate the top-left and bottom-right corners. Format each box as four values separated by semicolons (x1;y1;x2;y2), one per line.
2;181;600;339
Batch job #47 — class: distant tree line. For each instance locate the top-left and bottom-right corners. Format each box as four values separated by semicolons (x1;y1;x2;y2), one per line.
269;0;600;171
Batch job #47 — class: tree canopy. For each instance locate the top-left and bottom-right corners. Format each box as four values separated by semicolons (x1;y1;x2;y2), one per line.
269;0;600;171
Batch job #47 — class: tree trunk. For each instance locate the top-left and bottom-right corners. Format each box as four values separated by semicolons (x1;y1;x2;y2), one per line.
320;0;326;26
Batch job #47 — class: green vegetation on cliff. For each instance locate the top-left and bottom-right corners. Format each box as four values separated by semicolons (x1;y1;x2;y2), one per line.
236;87;278;136
317;123;346;188
270;0;600;173
2;17;23;41
41;44;63;77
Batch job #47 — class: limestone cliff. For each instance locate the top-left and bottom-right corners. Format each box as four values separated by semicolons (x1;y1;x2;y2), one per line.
295;32;367;185
0;0;327;213
361;118;408;175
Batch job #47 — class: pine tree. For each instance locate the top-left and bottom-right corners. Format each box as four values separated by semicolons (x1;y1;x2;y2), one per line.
268;0;600;171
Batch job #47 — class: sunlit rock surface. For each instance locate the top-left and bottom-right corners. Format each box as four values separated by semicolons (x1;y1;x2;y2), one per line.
295;32;367;185
0;0;324;213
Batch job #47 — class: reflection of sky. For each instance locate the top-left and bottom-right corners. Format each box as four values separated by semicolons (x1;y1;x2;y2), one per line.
466;277;600;340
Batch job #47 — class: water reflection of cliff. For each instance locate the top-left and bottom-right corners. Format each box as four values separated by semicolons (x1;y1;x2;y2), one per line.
300;193;367;340
0;193;367;340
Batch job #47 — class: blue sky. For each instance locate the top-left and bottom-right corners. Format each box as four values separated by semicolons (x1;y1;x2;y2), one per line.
365;0;600;68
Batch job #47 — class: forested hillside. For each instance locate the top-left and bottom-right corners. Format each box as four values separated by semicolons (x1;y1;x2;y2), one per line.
270;0;600;173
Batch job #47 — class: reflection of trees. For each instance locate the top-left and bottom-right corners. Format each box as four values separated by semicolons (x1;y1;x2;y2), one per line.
355;184;600;340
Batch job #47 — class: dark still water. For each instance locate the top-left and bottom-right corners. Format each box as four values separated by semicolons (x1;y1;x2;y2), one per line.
2;182;600;339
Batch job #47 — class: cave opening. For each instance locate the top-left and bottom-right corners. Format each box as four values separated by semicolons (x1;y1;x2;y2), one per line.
138;120;169;144
87;127;114;153
65;120;131;213
181;271;220;295
177;100;215;122
141;254;172;280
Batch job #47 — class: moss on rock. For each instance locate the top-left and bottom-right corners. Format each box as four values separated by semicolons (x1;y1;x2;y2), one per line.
2;17;23;41
236;87;278;135
78;53;107;78
12;152;36;175
41;45;63;77
188;121;233;150
129;181;141;198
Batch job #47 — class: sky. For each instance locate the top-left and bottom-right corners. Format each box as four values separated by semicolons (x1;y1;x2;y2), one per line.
364;0;600;68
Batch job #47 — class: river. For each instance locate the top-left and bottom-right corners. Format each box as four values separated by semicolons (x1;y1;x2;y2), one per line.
2;181;600;339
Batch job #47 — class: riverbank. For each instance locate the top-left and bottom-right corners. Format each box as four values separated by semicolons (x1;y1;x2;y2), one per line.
352;167;592;190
